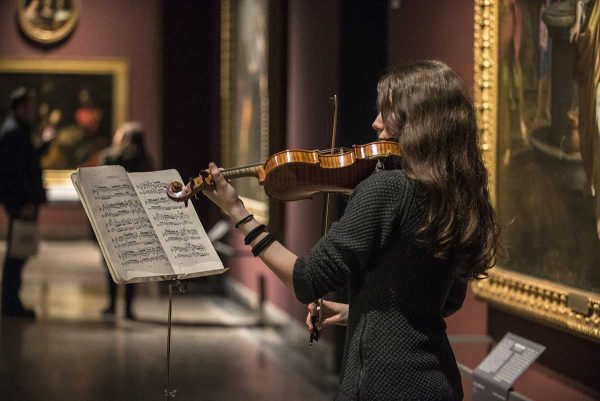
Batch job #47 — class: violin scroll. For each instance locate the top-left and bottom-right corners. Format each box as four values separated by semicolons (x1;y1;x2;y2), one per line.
166;173;213;204
166;180;194;205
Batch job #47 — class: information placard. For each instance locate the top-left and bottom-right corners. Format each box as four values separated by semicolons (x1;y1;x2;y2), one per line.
473;333;545;401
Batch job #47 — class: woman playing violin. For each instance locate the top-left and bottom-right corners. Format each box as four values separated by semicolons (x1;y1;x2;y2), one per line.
204;60;499;401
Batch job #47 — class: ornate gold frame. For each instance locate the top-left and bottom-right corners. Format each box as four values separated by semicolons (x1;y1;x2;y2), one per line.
220;0;270;223
0;59;129;190
17;0;81;45
472;0;600;342
221;0;233;167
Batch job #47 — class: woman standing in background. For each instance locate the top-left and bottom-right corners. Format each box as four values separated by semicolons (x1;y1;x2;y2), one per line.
99;121;153;319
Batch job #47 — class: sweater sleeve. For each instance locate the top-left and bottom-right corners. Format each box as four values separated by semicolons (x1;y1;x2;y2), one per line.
293;170;415;304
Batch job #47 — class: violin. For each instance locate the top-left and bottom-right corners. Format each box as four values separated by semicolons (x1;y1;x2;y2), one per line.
166;140;402;204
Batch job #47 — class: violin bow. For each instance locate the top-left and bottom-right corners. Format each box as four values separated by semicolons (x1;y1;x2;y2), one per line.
309;95;339;346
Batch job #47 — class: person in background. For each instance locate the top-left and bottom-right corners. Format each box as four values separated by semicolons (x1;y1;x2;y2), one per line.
0;87;55;318
98;121;153;319
203;61;500;400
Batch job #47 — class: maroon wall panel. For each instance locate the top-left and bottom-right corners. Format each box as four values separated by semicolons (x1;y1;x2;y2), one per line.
0;0;162;164
0;0;162;238
388;0;474;90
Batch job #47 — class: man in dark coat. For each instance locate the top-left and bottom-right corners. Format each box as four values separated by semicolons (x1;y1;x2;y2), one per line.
0;87;53;317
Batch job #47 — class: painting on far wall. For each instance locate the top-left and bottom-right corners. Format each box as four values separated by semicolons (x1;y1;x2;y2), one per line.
221;0;270;222
496;0;600;293
0;59;128;172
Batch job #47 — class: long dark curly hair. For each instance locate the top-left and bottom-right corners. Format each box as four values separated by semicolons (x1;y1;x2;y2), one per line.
377;60;499;280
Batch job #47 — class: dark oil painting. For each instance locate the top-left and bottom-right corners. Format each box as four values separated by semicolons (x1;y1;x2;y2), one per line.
0;72;113;169
497;0;600;293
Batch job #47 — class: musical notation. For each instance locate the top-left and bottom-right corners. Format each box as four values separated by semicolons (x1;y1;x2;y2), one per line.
93;184;136;199
135;180;166;195
145;196;180;211
105;216;153;232
98;198;145;218
111;230;158;248
170;244;208;258
91;181;169;267
154;210;189;227
118;245;166;265
162;228;201;242
130;175;214;263
78;166;222;282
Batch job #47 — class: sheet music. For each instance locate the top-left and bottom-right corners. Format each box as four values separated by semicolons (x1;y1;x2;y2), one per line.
77;166;175;280
129;169;223;275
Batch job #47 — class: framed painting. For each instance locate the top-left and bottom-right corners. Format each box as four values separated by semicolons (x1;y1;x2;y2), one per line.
473;0;600;341
0;59;128;198
221;0;271;223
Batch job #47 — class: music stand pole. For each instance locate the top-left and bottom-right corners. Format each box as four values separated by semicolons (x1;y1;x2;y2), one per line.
164;279;187;400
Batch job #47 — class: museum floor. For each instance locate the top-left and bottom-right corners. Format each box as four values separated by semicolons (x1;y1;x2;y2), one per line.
0;241;338;401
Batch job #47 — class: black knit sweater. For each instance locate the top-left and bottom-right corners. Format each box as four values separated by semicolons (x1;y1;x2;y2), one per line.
293;169;465;401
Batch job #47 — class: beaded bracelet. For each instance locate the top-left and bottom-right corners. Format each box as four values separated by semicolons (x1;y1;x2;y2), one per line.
252;233;276;257
244;224;266;245
234;214;254;228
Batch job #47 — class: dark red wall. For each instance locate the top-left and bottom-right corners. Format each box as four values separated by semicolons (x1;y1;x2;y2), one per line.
0;0;163;164
0;0;162;238
388;0;474;88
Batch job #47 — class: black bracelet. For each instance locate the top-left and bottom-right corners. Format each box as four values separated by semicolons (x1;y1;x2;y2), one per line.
234;214;254;228
252;233;276;257
244;224;266;245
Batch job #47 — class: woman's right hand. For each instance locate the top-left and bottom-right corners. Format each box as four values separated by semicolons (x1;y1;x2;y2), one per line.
306;300;349;333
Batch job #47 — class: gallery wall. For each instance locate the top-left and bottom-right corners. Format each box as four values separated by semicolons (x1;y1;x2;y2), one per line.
0;0;163;238
0;0;163;166
0;2;597;399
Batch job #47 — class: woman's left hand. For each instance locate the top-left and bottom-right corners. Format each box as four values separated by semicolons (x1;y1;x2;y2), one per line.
203;162;247;221
305;301;349;333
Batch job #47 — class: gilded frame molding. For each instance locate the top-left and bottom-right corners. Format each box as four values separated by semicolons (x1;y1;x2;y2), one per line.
221;0;233;168
0;59;129;189
472;0;600;342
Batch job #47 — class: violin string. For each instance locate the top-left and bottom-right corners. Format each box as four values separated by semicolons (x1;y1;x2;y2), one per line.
221;163;262;179
204;163;262;178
